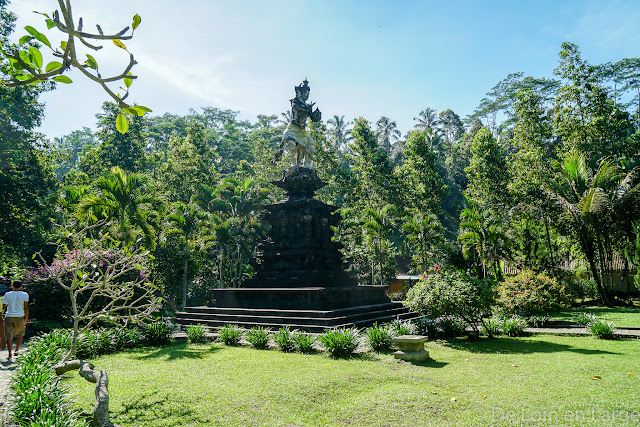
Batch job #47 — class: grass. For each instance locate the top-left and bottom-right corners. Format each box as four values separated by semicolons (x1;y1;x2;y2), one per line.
550;304;640;327
63;335;640;427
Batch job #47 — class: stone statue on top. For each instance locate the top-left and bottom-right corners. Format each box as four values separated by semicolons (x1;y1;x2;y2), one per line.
275;79;322;170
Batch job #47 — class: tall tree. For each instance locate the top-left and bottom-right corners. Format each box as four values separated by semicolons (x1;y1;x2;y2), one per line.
327;115;353;152
414;108;439;131
375;116;401;155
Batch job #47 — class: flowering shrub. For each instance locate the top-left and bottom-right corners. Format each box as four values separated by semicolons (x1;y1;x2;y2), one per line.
405;271;494;335
495;270;569;316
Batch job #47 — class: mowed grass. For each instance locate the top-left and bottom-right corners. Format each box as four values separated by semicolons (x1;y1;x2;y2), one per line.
63;335;640;427
551;305;640;327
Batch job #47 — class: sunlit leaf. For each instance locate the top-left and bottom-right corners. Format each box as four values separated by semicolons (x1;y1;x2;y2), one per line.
116;113;129;134
85;54;98;70
132;14;141;30
134;105;152;113
45;61;62;72
29;46;43;69
61;41;67;50
25;25;51;48
45;19;55;29
19;35;33;45
124;71;133;88
113;39;127;50
590;375;602;380
18;50;32;66
52;75;72;84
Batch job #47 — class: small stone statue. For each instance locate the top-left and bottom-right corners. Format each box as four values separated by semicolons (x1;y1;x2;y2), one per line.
275;79;322;169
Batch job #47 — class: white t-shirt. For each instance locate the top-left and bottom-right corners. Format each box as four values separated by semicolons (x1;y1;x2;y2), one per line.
3;291;29;317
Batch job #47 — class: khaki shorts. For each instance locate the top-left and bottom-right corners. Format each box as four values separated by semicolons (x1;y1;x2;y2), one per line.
5;317;26;339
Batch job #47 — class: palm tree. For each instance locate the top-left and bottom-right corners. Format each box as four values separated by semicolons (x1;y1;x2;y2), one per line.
545;153;640;305
402;210;443;273
327;115;353;151
80;167;162;249
413;108;440;131
375;116;401;155
167;202;211;309
362;204;397;285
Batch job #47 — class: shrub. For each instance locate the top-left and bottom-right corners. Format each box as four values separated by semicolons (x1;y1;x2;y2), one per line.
219;324;244;346
500;315;528;337
405;271;494;335
388;319;417;336
482;316;503;337
186;324;209;344
496;270;569;316
574;312;598;326
11;335;89;427
319;327;360;357
566;277;598;301
366;323;393;352
273;327;296;352
246;327;271;349
587;319;617;339
293;331;316;353
143;319;174;345
527;315;551;327
438;316;469;338
412;316;439;340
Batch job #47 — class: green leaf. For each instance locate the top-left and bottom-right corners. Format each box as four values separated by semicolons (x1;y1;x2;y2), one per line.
116;113;129;134
124;71;133;88
52;75;72;84
29;46;43;69
19;35;33;45
18;50;32;66
45;61;62;72
85;54;98;70
25;25;51;48
135;264;143;270
45;19;55;29
113;39;127;50
124;107;144;116
60;41;67;50
132;14;141;30
134;105;152;113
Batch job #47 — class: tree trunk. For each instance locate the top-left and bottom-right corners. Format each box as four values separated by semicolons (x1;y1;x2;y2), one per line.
182;252;189;310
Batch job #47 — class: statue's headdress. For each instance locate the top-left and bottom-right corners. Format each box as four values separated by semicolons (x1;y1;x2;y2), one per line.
295;78;310;96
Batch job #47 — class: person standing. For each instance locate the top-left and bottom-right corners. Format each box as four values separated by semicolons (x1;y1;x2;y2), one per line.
3;281;29;360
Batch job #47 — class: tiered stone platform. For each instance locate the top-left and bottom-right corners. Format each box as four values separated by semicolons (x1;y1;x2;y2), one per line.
176;167;416;331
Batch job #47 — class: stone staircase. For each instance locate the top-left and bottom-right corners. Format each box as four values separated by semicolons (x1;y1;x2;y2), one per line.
175;302;419;333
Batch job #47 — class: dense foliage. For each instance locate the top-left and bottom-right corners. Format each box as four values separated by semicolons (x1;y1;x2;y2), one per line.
496;269;569;315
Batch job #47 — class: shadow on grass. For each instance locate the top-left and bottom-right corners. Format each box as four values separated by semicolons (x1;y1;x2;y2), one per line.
117;389;209;426
443;336;621;355
134;342;221;361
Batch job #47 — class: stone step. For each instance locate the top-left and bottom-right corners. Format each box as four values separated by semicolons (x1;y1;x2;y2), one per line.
179;302;406;318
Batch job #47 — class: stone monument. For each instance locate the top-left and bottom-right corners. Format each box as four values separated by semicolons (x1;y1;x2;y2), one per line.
176;80;416;331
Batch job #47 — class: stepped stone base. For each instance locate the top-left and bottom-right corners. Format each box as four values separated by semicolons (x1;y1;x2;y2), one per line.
175;300;418;333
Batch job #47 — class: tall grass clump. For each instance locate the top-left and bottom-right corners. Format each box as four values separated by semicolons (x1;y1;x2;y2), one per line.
218;324;244;346
11;334;89;427
366;323;393;352
246;327;271;349
574;312;598;326
186;324;209;344
587;318;617;339
143;319;174;345
273;326;296;352
319;327;361;357
293;331;316;353
500;315;528;337
388;319;417;336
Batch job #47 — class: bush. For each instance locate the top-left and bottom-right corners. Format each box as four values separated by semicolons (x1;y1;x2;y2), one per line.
246;327;271;349
438;316;469;338
527;315;551;327
293;331;316;353
11;334;89;427
366;323;393;352
500;315;528;337
574;312;598;326
219;324;244;346
319;327;360;357
587;318;617;339
482;316;503;337
405;271;494;334
412;316;439;340
143;319;174;345
186;324;209;344
388;319;417;336
273;327;296;352
566;277;598;301
496;270;569;316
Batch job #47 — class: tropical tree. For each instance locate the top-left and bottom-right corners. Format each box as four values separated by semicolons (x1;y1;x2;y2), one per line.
362;204;398;286
166;202;211;309
375;116;401;155
80;166;162;249
414;108;440;131
402;210;443;273
327;115;353;152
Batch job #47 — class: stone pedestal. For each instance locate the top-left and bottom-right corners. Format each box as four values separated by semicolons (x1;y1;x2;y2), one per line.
393;335;430;362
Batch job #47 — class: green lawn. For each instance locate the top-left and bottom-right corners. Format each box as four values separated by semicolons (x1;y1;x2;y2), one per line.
550;305;640;327
63;335;640;427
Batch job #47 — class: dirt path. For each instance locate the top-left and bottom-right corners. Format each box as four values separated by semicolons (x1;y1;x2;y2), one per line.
0;344;26;427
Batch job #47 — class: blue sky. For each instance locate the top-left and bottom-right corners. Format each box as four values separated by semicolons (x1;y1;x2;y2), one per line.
8;0;640;139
